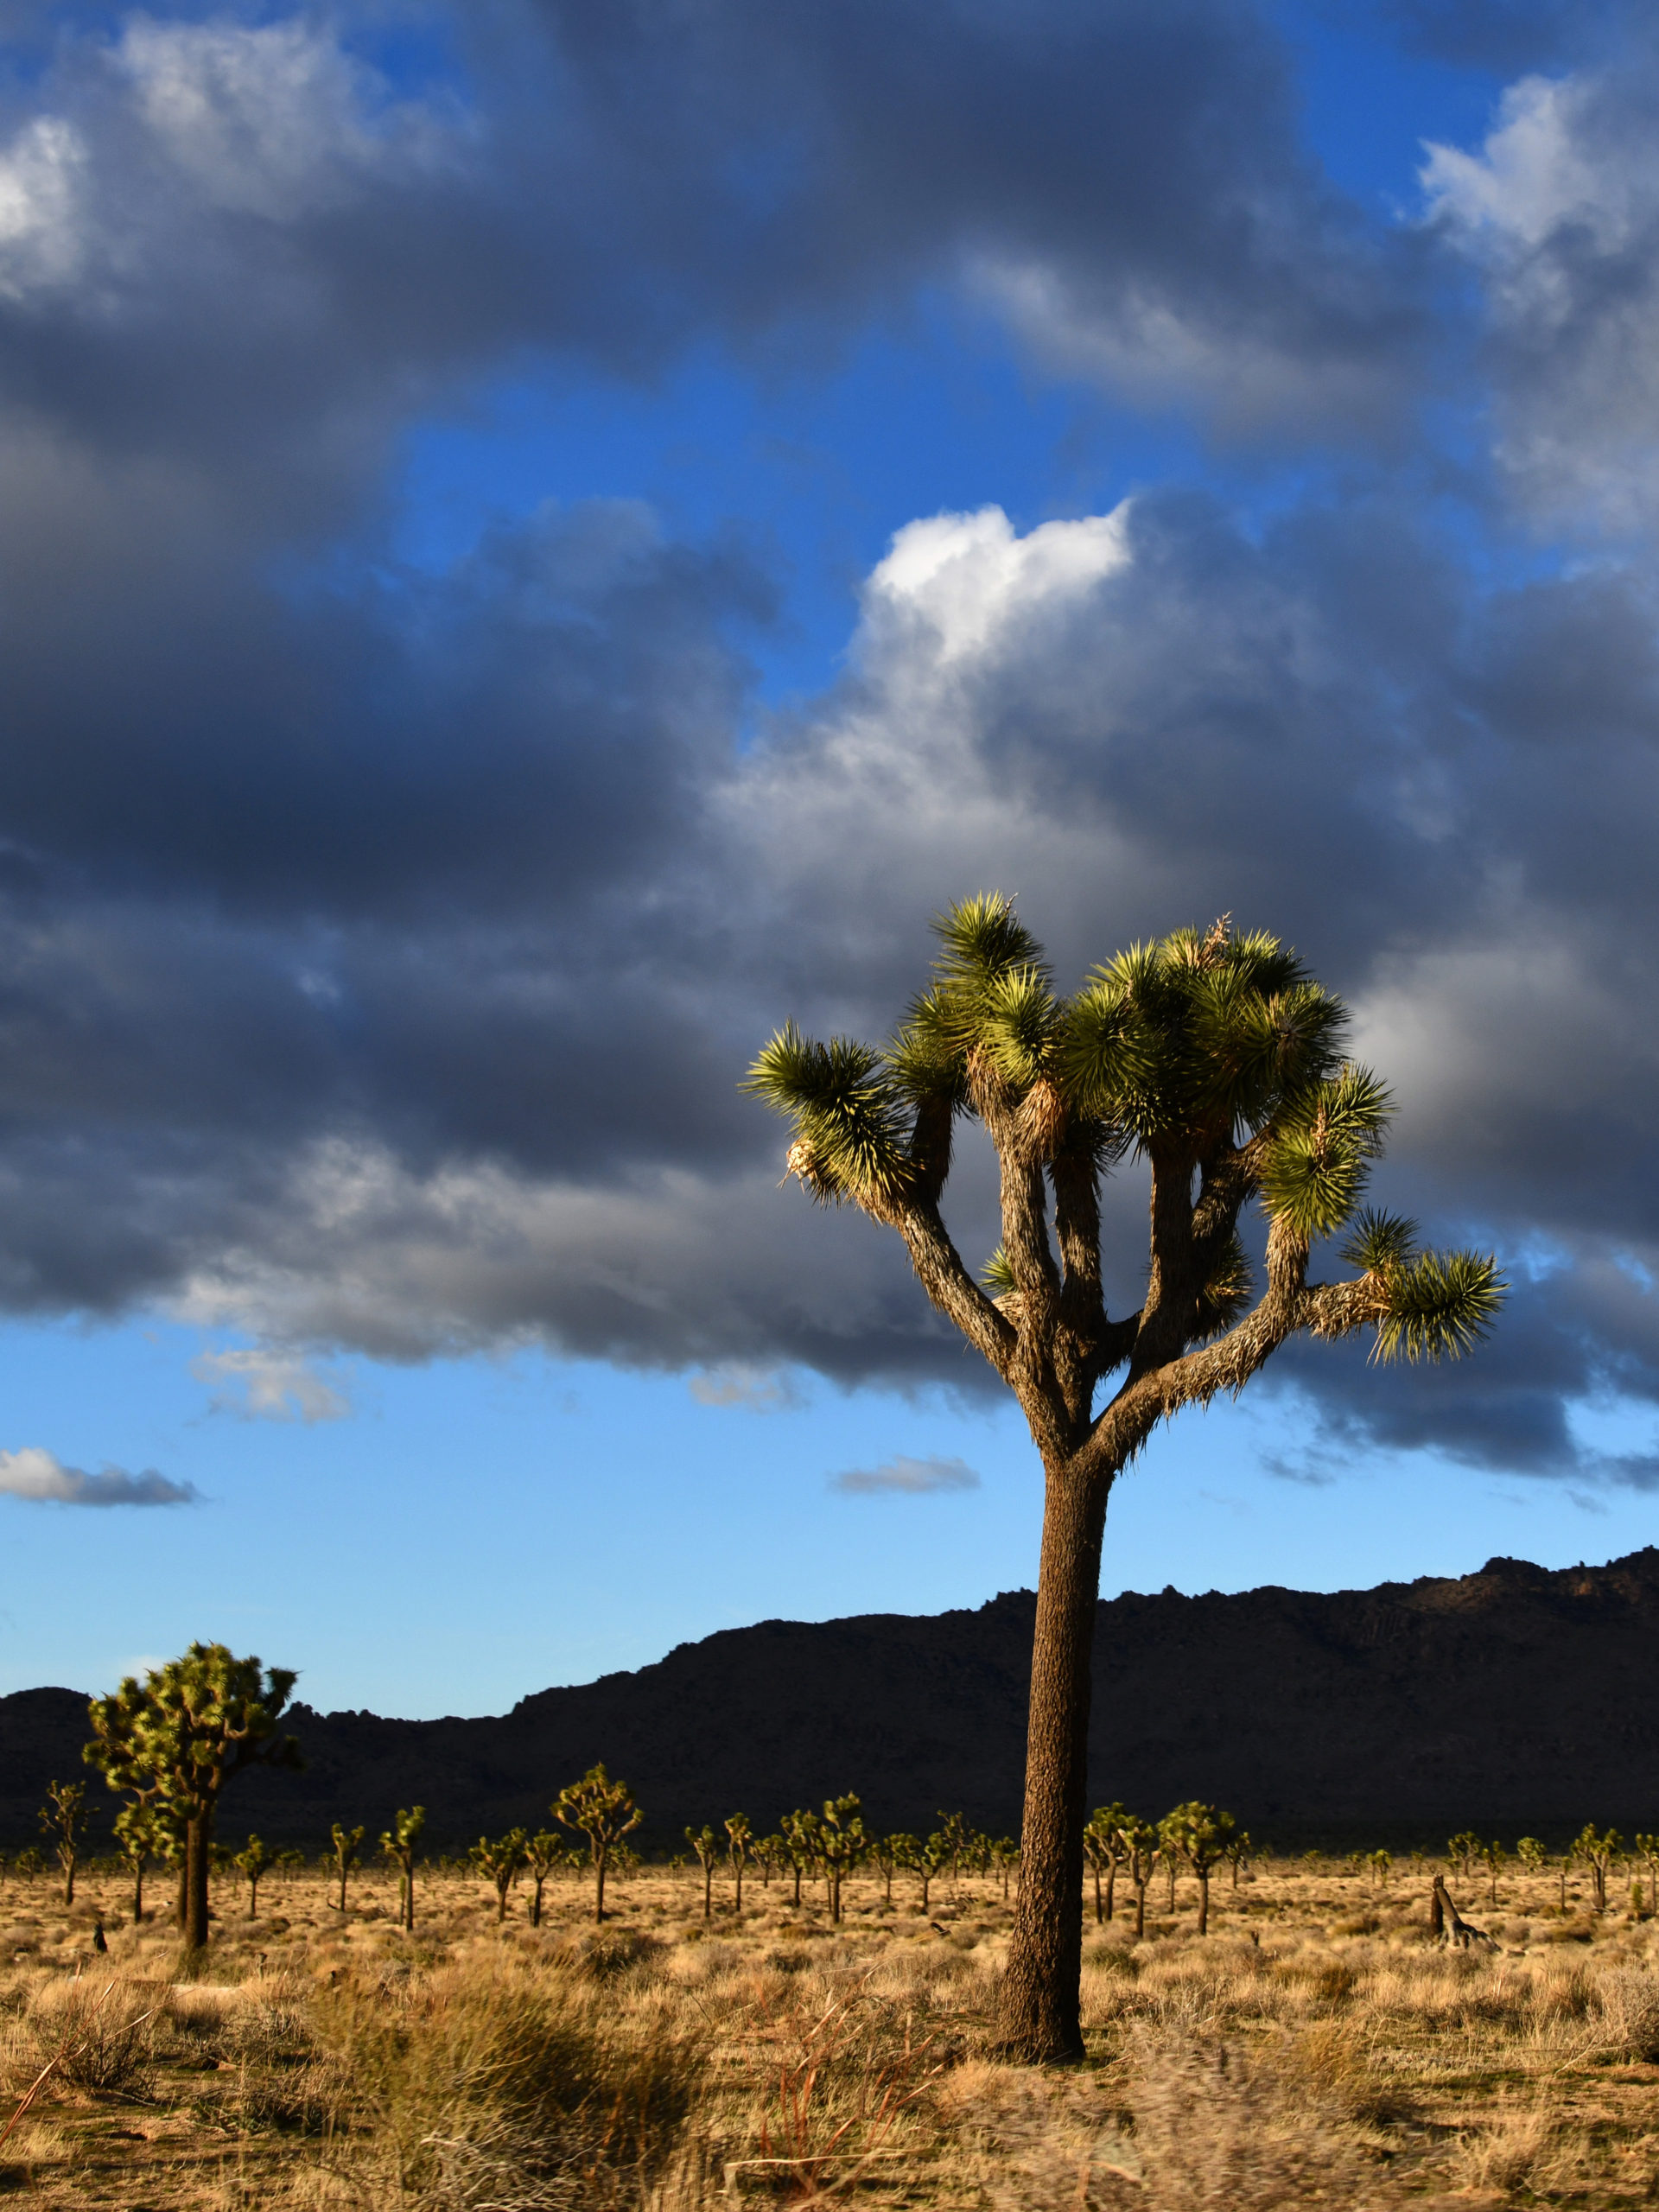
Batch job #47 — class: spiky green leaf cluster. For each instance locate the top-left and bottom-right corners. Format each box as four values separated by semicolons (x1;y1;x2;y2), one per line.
1258;1065;1393;1239
1062;925;1345;1147
1372;1249;1506;1364
741;1021;913;1205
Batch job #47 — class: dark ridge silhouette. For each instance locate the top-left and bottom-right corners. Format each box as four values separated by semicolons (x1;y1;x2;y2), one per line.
9;1548;1658;1851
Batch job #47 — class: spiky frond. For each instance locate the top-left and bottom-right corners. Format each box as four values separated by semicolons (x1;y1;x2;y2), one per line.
1340;1207;1419;1274
1259;1065;1393;1239
1372;1249;1506;1363
1189;977;1347;1126
980;966;1063;1089
742;1024;911;1206
980;1246;1019;1297
1060;922;1335;1147
931;893;1048;992
1191;1233;1253;1342
885;987;969;1111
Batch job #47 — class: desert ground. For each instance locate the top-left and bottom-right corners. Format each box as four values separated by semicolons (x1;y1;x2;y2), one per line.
2;1848;1658;2209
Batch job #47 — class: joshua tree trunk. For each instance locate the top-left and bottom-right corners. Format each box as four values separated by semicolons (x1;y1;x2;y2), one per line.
1134;1876;1146;1939
248;1872;260;1919
594;1853;607;1924
1000;1468;1107;2062
791;1863;801;1908
702;1862;712;1921
530;1877;544;1927
1198;1869;1210;1936
1104;1861;1116;1921
184;1815;211;1951
132;1862;144;1924
1091;1865;1103;1923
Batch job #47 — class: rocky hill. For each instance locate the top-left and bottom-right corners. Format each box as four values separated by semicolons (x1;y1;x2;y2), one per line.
6;1548;1656;1852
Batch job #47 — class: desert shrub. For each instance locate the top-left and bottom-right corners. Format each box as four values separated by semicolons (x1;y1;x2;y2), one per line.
315;1953;705;2209
556;1929;664;1983
26;1977;160;2095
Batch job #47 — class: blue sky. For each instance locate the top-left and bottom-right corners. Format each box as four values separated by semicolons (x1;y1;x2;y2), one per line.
0;0;1656;1713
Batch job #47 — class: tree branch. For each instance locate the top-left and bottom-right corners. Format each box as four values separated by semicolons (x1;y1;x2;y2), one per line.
890;1198;1017;1378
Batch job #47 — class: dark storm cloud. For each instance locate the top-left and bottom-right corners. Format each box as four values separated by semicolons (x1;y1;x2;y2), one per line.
0;0;1649;1491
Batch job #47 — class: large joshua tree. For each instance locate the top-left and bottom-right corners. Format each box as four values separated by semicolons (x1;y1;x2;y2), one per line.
85;1642;299;1954
746;898;1503;2059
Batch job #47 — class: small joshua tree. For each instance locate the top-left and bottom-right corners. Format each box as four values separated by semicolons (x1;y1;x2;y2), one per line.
40;1779;87;1906
747;900;1503;2057
1369;1847;1392;1891
934;1811;969;1897
991;1836;1020;1902
469;1829;528;1922
782;1809;820;1909
330;1823;365;1913
1116;1815;1158;1940
725;1813;753;1914
1165;1802;1236;1936
1446;1830;1482;1882
1229;1831;1255;1891
554;1764;641;1924
1573;1824;1623;1915
870;1832;910;1909
234;1834;274;1919
113;1802;171;1925
1481;1838;1506;1909
817;1795;868;1923
85;1642;300;1952
1633;1834;1659;1920
380;1807;426;1932
685;1825;721;1921
1084;1802;1129;1923
519;1830;559;1927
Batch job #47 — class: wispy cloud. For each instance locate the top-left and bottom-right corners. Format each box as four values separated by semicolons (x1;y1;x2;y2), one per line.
688;1364;805;1411
0;1447;200;1507
192;1347;351;1423
830;1454;981;1496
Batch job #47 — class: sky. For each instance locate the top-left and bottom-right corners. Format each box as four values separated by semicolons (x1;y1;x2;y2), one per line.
0;0;1657;1716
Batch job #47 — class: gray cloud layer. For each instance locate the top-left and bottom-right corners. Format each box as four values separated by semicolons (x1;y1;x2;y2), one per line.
0;0;1652;1491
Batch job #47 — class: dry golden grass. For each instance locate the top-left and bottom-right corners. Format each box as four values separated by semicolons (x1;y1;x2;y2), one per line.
0;1853;1656;2206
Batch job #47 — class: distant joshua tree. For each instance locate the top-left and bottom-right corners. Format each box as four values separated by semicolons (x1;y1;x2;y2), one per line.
380;1807;426;1932
1368;1848;1392;1891
747;901;1503;2058
330;1823;365;1913
1446;1831;1482;1882
817;1796;868;1923
471;1829;529;1922
1480;1839;1506;1908
1116;1815;1159;1940
554;1765;641;1924
870;1833;911;1910
685;1826;721;1921
1229;1831;1255;1891
782;1810;820;1909
1572;1824;1623;1915
39;1780;87;1906
1633;1834;1659;1919
724;1813;753;1913
1083;1804;1128;1923
232;1834;274;1919
523;1830;562;1927
990;1836;1020;1903
113;1803;171;1924
910;1828;951;1915
1165;1802;1237;1936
